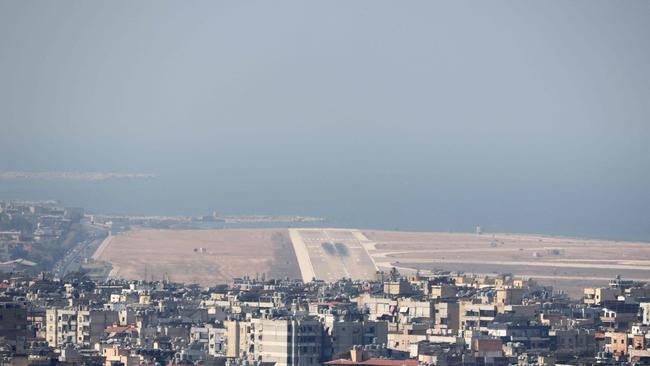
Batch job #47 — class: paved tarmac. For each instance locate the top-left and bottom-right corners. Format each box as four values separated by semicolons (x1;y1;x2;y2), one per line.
289;228;378;282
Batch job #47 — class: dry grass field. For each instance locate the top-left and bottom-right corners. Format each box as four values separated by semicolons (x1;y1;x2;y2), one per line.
96;228;301;285
363;230;650;297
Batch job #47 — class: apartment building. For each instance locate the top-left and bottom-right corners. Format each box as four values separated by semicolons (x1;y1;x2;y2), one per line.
584;287;619;305
46;308;118;347
434;301;460;332
251;317;322;366
459;301;497;331
322;316;388;359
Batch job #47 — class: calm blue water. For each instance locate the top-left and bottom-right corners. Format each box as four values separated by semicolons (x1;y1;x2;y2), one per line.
1;172;648;242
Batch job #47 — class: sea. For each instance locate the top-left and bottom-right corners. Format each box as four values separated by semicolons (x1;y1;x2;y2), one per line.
0;173;648;242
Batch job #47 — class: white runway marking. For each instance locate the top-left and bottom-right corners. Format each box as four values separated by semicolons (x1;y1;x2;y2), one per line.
289;228;378;282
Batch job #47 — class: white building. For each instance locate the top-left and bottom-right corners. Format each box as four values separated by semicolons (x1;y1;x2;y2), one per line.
251;317;322;366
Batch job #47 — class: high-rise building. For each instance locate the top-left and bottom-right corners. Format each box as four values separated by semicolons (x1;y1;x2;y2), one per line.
251;317;322;366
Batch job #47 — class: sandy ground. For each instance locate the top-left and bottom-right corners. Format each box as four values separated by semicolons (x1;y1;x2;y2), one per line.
96;228;301;285
96;227;650;297
363;230;650;297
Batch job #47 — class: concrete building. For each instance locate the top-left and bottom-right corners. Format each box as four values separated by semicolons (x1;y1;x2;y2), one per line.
46;309;78;347
430;284;457;300
0;302;28;354
496;287;524;313
434;301;460;332
396;299;434;324
459;302;497;331
102;345;140;366
600;302;640;330
322;317;387;359
551;328;596;356
353;294;397;321
640;302;650;326
191;324;227;356
225;319;251;358
487;322;550;351
46;308;118;347
604;331;629;357
251;317;322;366
383;280;412;296
584;287;619;305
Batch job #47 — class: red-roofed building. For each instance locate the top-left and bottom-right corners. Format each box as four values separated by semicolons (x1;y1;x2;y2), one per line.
105;325;138;334
324;359;418;366
324;347;418;366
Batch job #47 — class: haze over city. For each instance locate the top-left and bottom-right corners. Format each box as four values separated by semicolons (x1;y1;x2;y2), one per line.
2;1;650;241
3;2;650;366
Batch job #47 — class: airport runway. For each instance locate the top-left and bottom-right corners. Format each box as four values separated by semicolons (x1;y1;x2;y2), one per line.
289;228;378;282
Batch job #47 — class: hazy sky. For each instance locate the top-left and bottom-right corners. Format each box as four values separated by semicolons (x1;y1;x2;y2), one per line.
1;1;649;239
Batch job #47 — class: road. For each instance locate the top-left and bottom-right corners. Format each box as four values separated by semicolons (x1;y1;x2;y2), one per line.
52;222;108;278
